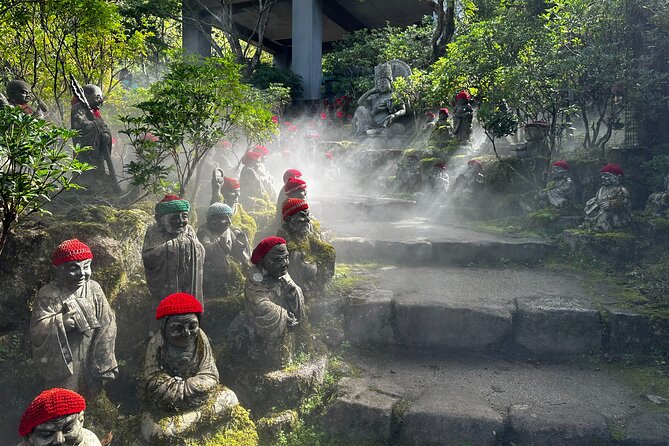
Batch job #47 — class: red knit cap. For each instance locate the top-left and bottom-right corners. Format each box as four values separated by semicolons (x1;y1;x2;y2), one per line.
252;145;269;156
283;169;302;184
285;177;307;195
52;239;93;266
551;160;570;170
19;388;86;436
439;108;449;116
242;151;262;165
251;236;286;265
468;159;483;169
282;198;309;221
222;177;240;191
600;163;624;177
456;90;471;101
155;292;203;320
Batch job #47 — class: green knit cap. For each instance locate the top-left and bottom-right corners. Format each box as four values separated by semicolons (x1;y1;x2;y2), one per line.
155;194;190;216
207;202;233;220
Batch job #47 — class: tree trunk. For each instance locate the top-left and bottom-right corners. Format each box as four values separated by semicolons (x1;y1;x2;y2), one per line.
430;0;456;63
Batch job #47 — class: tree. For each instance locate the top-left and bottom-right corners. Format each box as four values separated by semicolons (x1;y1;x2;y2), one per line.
121;56;275;199
0;106;93;256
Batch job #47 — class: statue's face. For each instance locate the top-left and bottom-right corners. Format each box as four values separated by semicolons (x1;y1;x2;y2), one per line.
8;81;31;104
222;189;240;206
84;86;103;108
376;78;391;93
261;244;289;279
165;313;199;348
55;259;92;290
208;214;232;234
286;210;310;237
601;172;621;186
159;212;189;235
551;166;568;179
288;189;307;200
26;412;84;446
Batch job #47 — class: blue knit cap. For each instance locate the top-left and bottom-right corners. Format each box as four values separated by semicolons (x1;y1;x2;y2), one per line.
207;202;234;220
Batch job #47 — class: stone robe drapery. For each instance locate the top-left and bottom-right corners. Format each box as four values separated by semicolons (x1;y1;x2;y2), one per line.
71;101;112;172
240;166;271;211
546;178;576;208
143;330;218;411
584;185;631;231
197;224;249;299
30;280;118;391
277;227;335;293
142;224;205;304
244;274;304;341
17;428;102;446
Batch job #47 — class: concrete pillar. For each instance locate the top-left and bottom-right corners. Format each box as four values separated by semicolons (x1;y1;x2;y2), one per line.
291;0;323;100
183;0;212;57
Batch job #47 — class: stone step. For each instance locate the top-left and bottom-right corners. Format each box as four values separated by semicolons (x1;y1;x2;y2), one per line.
322;218;554;266
323;349;669;446
342;266;662;358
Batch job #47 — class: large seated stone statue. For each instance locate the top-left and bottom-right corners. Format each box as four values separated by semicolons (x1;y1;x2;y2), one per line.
244;237;307;369
17;388;101;446
540;160;576;209
140;293;239;443
645;173;669;217
277;199;335;293
240;151;275;212
583;163;631;232
352;60;411;136
1;79;47;118
142;195;205;304
31;239;118;395
452;90;474;142
71;84;120;193
197;203;250;299
274;169;303;229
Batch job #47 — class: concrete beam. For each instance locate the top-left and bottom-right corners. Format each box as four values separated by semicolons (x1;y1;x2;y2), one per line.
323;0;366;32
291;0;323;100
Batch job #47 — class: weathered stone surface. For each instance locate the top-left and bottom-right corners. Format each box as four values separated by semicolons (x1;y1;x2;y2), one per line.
605;308;654;355
343;289;395;345
507;403;610;446
514;296;602;355
399;385;504;446
394;300;512;349
323;377;404;443
257;410;298;445
622;412;669;446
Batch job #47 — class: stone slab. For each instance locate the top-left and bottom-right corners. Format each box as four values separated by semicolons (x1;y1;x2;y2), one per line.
343;289;395;345
605;308;654;355
514;296;602;355
399;385;504;446
622;412;669;446
323;377;405;444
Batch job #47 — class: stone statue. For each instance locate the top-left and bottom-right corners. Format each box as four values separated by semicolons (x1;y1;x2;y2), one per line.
274;176;307;229
645;173;669;217
71;84;120;193
30;239;118;396
583;163;631;232
141;293;239;443
424;161;450;195
197;203;250;299
274;169;303;228
394;152;422;193
244;237;306;368
450;159;485;196
540;160;576;208
252;145;277;202
352;61;411;136
452;90;474;142
211;174;258;245
525;120;550;158
240;151;274;211
277;199;335;293
142;195;205;304
2;79;47;118
17;388;101;446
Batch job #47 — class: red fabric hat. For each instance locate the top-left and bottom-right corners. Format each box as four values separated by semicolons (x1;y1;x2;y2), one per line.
282;198;309;221
434;161;447;170
283;169;302;184
155;292;203;320
222;177;240;191
551;160;570;170
19;388;86;436
285;177;307;195
252;145;269;156
271;115;278;125
425;111;435;119
325;151;333;160
439;108;449;116
251;236;286;265
52;239;93;267
468;159;483;169
242;151;262;165
456;90;471;101
600;163;624;176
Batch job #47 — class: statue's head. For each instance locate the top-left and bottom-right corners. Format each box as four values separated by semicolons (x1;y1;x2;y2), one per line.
19;388;86;446
221;177;240;206
155;194;190;236
6;80;31;104
83;84;103;108
550;160;570;179
206;202;234;234
242;150;262;169
467;159;483;174
52;239;93;291
252;145;269;162
283;169;302;184
374;63;393;93
251;237;289;279
600;163;623;186
438;108;449;122
285;177;307;200
433;161;447;178
282;198;310;237
455;90;471;105
156;293;203;349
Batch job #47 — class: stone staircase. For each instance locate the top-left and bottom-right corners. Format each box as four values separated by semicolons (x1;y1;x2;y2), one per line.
314;195;669;446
